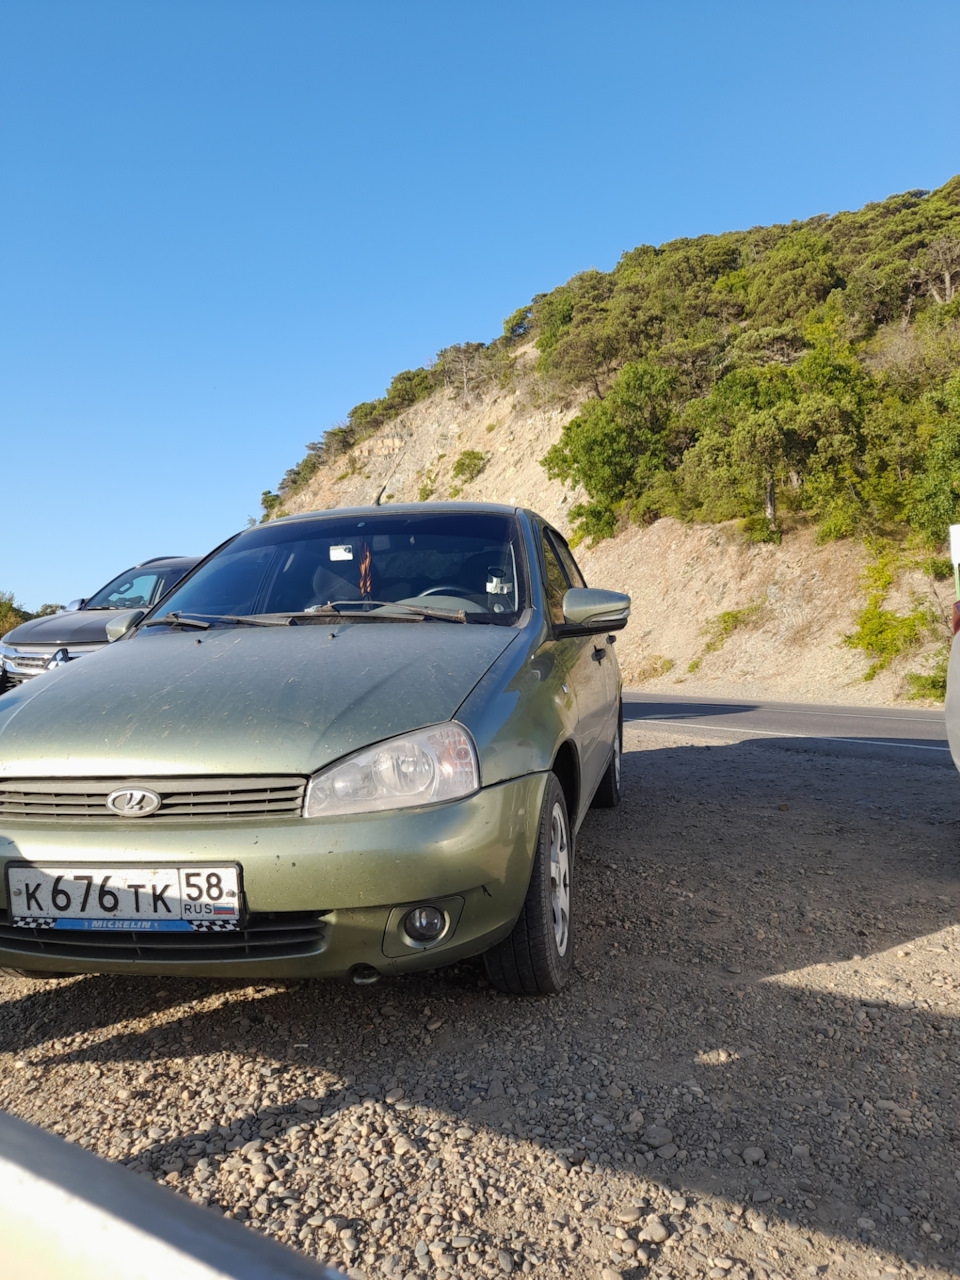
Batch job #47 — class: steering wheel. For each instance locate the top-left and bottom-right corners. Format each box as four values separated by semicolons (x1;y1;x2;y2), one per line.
419;584;468;596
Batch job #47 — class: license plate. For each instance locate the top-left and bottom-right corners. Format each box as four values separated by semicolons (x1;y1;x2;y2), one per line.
5;863;243;932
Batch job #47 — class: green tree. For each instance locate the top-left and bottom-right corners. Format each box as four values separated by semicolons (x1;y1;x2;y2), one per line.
908;373;960;544
745;229;841;325
542;360;677;540
0;592;29;637
502;306;532;341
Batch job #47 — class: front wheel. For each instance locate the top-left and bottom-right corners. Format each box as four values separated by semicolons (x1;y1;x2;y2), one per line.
484;774;574;995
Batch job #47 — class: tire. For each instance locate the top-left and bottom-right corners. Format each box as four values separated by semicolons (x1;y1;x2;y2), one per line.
484;774;574;995
591;702;622;809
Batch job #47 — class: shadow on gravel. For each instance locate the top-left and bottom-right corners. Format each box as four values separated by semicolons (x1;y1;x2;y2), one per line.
3;736;960;1273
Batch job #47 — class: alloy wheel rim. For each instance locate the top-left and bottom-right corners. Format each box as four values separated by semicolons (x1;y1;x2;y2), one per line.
549;801;570;956
613;731;621;791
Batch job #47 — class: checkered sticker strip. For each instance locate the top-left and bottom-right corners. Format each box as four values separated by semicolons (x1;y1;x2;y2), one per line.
189;920;240;932
12;916;56;928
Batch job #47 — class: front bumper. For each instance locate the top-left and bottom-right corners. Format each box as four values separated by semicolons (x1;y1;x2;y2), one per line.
0;644;97;684
0;773;548;977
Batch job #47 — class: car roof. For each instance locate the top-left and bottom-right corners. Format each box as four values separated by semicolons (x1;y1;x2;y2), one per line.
269;501;524;526
133;556;202;570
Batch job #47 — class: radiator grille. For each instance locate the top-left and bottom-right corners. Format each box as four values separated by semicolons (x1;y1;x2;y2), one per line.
7;654;49;672
0;776;307;822
0;908;327;963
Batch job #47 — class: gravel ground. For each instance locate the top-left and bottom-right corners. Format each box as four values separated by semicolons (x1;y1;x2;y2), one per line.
2;721;959;1280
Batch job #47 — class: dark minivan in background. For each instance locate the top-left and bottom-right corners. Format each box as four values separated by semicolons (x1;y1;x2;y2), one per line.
0;556;200;690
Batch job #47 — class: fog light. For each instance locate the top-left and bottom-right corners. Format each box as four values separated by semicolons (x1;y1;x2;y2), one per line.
350;964;381;985
403;905;446;943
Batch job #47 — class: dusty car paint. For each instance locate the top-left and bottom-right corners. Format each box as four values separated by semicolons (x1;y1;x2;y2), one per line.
0;623;520;778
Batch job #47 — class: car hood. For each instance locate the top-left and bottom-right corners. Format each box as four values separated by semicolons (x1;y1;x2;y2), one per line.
2;610;115;648
0;622;519;777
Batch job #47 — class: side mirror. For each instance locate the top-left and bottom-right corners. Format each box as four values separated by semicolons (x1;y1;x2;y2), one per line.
105;609;146;642
560;588;631;634
66;599;86;612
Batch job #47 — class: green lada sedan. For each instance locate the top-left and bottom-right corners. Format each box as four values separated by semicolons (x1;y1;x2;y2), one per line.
0;504;628;994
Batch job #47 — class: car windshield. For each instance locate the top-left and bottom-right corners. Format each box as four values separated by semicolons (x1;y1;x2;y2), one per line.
85;568;168;610
151;512;527;626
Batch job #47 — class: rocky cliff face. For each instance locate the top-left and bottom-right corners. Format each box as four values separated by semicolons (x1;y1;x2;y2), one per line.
279;355;949;707
282;349;586;527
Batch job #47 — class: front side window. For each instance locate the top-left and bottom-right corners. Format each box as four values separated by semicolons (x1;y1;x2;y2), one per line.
546;530;587;589
539;530;569;628
152;513;527;626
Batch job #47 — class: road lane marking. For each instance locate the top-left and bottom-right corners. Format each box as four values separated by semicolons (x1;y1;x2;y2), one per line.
625;699;942;726
632;717;951;753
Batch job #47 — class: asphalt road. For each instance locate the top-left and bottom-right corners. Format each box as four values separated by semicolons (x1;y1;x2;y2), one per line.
624;689;954;767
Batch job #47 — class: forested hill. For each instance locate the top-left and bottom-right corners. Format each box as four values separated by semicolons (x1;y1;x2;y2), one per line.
267;178;960;549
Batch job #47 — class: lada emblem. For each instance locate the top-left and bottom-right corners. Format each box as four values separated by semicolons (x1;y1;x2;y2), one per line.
105;787;162;817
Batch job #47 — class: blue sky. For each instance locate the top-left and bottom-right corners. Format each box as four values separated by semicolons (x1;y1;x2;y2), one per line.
2;0;958;607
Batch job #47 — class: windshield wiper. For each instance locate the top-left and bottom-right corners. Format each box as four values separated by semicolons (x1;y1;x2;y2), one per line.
282;601;468;624
144;602;470;630
143;612;211;630
143;612;284;630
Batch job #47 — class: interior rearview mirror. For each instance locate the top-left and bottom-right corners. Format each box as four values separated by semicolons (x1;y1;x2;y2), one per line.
105;609;146;642
561;588;631;634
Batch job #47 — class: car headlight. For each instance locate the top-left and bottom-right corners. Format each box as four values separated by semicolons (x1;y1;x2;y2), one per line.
303;722;480;818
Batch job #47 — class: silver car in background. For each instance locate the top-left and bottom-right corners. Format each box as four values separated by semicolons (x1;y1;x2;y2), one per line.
0;556;199;690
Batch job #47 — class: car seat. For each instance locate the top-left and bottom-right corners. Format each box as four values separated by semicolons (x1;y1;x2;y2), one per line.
307;563;364;608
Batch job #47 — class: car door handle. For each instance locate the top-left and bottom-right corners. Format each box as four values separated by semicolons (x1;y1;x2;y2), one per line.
592;646;607;663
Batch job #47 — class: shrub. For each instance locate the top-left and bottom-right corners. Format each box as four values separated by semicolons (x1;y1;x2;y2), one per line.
740;514;782;544
906;644;949;700
635;655;674;681
451;450;488;484
921;556;954;580
688;602;763;671
844;542;934;679
417;458;443;502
